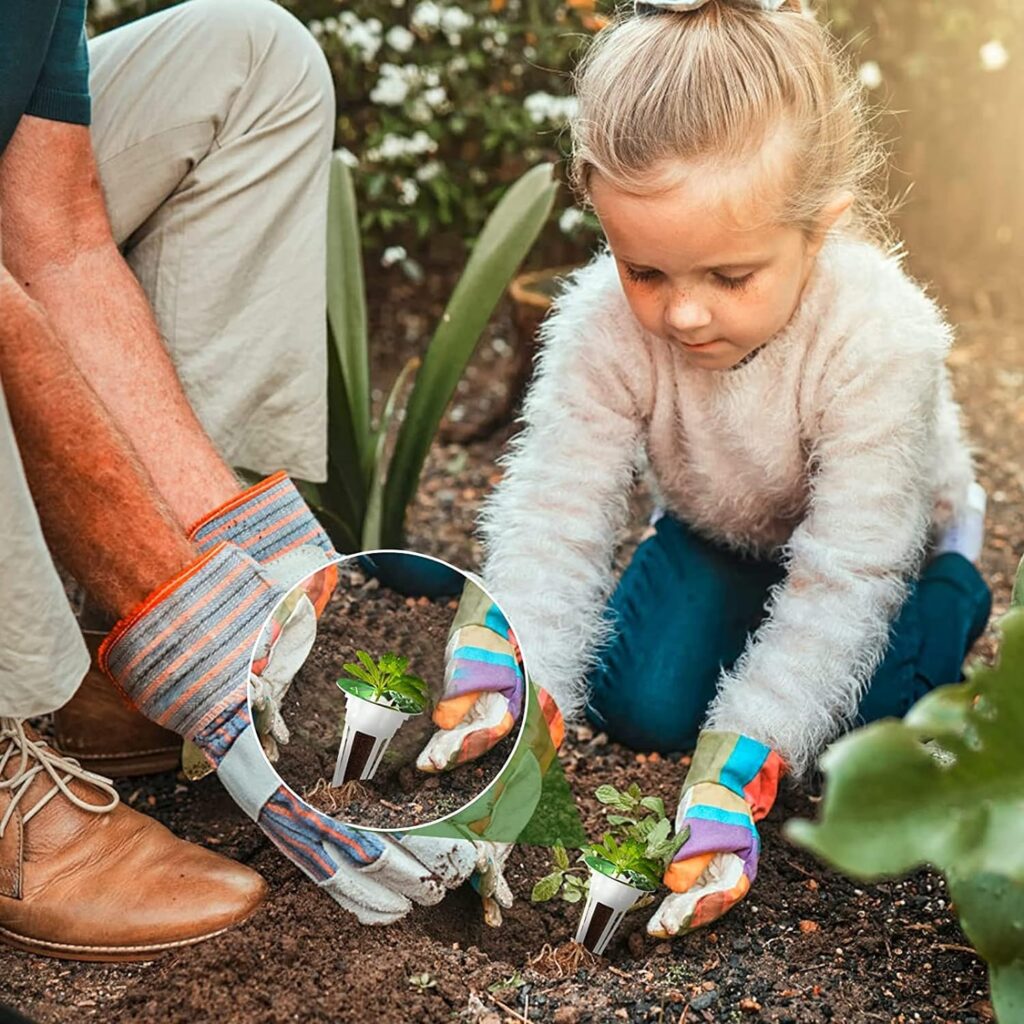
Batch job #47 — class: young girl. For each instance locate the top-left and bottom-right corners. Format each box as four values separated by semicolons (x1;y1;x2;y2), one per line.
476;0;992;938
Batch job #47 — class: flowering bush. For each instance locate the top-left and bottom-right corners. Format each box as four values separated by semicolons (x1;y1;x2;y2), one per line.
88;0;1022;265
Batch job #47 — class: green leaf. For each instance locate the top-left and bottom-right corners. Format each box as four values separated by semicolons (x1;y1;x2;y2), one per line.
562;886;583;904
379;163;558;546
640;796;666;818
595;785;623;806
326;155;371;473
1012;552;1024;609
606;814;635;826
553;842;570;871
531;871;564;903
340;662;375;686
356;650;379;679
644;818;672;856
361;355;420;549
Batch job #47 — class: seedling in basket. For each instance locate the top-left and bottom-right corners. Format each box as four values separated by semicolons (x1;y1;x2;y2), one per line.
532;783;688;955
332;651;429;785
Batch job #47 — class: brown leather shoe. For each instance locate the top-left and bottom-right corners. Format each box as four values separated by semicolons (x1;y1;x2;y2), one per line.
0;719;266;961
53;631;181;777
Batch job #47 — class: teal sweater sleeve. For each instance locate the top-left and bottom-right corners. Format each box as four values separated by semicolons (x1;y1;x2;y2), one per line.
0;0;91;156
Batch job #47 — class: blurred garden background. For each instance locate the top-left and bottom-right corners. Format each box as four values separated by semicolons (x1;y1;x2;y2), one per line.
89;0;1023;290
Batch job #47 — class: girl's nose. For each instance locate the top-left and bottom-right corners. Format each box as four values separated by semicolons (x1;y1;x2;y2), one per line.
664;290;712;333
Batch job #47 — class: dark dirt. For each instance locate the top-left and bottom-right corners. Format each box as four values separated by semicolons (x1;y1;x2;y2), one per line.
274;564;519;830
0;254;1019;1023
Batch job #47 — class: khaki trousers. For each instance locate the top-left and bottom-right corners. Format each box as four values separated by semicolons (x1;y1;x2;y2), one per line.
0;0;334;718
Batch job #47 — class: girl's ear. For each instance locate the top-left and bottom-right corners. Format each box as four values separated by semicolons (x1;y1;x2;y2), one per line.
805;190;855;256
820;190;855;233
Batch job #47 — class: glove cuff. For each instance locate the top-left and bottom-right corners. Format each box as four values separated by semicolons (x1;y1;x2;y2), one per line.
99;542;286;743
683;730;786;821
188;471;335;567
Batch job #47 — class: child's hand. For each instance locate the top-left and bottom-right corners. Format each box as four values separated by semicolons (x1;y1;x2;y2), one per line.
416;582;525;772
647;730;786;937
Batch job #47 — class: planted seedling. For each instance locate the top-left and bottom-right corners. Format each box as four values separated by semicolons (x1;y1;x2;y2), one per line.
332;650;429;785
532;782;688;955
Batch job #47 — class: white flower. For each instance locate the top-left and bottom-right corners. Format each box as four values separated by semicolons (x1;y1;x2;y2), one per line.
423;86;448;110
416;161;442;182
559;207;586;234
448;55;469;73
324;16;338;33
366;130;439;162
411;1;441;30
336;148;359;168
92;0;122;17
980;40;1009;72
308;19;324;37
381;246;408;268
857;61;883;90
440;7;474;35
398;179;420;205
524;92;579;125
386;25;416;53
338;12;383;63
371;72;410;106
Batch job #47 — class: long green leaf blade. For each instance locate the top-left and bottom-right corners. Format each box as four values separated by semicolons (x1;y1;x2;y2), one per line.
326;154;371;467
380;163;558;546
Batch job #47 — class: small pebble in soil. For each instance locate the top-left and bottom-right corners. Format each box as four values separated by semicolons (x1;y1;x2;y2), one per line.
690;990;718;1011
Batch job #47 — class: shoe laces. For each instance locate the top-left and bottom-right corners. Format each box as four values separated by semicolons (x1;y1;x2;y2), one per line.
0;717;119;838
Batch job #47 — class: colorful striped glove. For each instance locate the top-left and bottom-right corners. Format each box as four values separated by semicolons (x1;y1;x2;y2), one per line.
647;730;786;938
184;472;337;770
99;542;469;923
416;579;525;772
188;470;338;615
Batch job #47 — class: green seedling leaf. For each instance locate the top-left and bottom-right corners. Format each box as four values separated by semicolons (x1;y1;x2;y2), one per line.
531;871;565;903
606;814;635;826
595;784;623;806
562;886;584;904
785;606;1024;1016
407;972;436;992
640;796;667;818
554;842;570;871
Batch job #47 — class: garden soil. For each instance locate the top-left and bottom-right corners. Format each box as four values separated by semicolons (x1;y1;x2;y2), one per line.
274;564;518;829
1;260;1019;1023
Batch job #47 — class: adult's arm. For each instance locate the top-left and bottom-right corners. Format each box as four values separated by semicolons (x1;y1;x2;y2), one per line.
0;115;239;527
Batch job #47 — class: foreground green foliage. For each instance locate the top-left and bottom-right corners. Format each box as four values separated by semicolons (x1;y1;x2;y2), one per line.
337;650;429;714
787;556;1024;1021
310;154;557;551
532;783;688;900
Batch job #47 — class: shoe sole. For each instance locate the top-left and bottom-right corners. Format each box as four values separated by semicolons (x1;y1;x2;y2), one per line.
0;900;261;963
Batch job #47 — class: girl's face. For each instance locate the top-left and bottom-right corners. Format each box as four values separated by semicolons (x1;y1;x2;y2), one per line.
590;169;846;370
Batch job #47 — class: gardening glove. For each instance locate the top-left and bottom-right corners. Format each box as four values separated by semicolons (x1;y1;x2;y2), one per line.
183;471;338;773
416;579;525;772
647;730;786;938
98;542;455;922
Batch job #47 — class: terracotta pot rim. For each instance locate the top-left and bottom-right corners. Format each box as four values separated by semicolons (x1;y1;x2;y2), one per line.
508;264;583;308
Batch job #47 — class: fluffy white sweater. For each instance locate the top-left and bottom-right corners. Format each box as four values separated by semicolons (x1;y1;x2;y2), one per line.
478;232;975;778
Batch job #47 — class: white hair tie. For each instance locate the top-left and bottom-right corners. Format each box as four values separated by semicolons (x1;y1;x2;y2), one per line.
635;0;789;12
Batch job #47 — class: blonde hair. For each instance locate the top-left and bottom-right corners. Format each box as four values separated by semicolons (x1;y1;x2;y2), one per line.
569;0;898;249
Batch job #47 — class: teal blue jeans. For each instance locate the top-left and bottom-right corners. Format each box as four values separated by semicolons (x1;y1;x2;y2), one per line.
585;515;992;753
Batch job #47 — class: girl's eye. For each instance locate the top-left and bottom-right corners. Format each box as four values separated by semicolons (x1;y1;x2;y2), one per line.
624;265;661;284
715;272;754;290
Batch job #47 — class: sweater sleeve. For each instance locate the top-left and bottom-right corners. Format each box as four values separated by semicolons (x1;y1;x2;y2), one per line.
477;255;651;721
703;299;951;780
